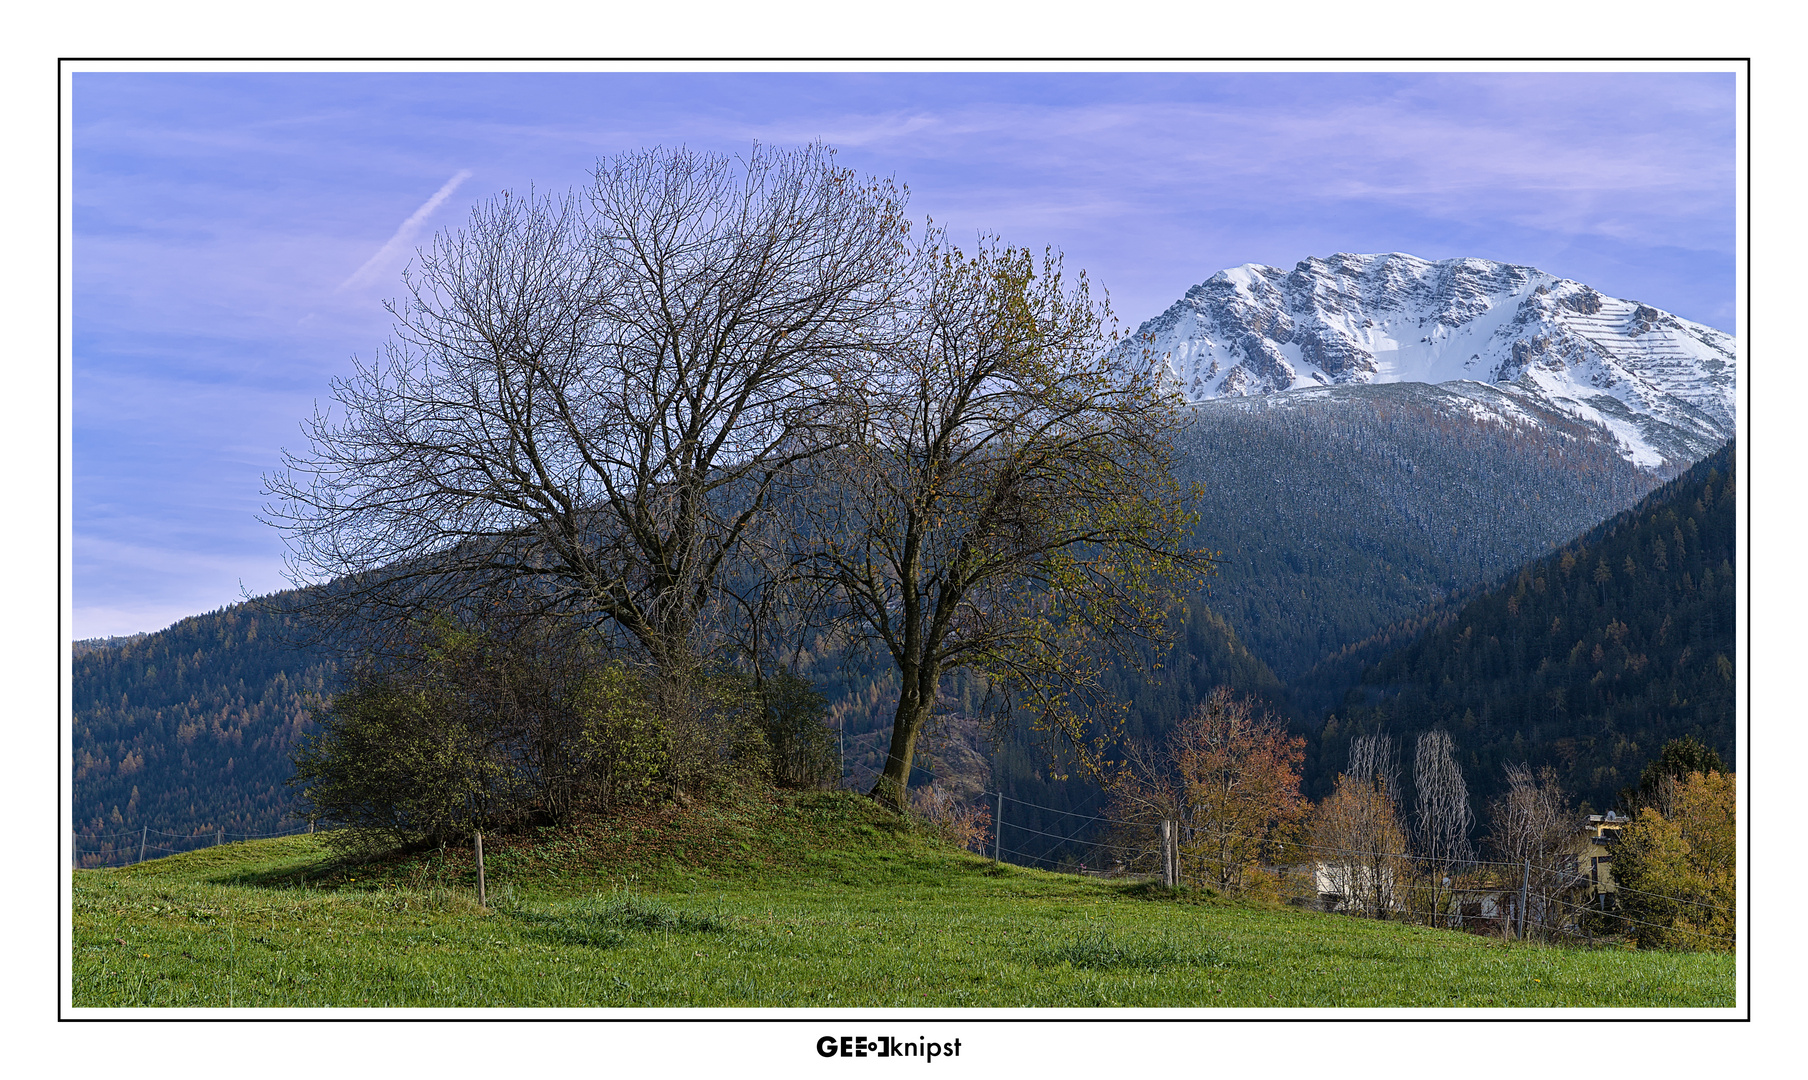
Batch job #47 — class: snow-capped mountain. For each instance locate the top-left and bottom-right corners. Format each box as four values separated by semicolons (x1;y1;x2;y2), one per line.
1118;252;1736;470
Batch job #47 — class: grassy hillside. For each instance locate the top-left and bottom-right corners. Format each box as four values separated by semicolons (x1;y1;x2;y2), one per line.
72;790;1733;1009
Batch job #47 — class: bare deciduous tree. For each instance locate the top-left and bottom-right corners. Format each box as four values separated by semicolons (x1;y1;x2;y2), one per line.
1488;763;1584;938
1309;733;1409;917
264;144;909;679
792;232;1210;809
1413;729;1474;920
1310;772;1408;918
1347;732;1400;802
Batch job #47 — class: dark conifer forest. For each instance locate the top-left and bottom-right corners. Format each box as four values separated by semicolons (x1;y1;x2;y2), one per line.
1315;441;1735;812
71;598;336;864
1178;382;1662;680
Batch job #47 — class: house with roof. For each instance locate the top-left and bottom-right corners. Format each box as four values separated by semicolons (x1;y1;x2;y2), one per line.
1570;810;1630;911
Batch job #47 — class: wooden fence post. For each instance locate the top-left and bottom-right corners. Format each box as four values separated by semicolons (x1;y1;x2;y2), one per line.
993;791;1003;863
1161;820;1178;889
1518;859;1530;941
475;830;487;908
1172;822;1181;888
1167;821;1174;888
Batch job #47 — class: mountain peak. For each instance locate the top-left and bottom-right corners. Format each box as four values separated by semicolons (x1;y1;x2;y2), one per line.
1120;252;1734;471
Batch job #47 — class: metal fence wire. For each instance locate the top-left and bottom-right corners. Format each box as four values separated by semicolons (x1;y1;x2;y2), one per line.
72;821;316;869
982;789;1733;947
73;787;1732;947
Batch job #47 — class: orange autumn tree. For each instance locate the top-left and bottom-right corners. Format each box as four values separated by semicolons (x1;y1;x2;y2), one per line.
1109;687;1306;894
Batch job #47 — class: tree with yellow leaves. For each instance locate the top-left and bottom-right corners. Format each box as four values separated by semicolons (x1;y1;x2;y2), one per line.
1609;769;1735;950
1310;771;1410;918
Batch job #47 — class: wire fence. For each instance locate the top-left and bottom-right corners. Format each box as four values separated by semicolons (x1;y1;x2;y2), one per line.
72;821;316;869
71;771;1732;949
972;786;1735;949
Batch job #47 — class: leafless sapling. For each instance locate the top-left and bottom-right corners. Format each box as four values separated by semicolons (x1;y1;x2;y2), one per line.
1312;733;1408;917
1487;763;1584;938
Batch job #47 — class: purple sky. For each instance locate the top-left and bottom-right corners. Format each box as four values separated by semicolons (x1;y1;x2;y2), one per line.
71;70;1737;639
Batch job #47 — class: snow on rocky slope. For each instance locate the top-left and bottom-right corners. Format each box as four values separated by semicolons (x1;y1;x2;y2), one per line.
1117;252;1736;470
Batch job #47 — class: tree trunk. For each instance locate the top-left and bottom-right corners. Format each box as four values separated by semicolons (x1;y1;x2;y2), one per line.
871;659;940;811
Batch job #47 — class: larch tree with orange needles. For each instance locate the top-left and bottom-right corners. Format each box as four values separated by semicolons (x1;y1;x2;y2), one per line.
1109;687;1305;893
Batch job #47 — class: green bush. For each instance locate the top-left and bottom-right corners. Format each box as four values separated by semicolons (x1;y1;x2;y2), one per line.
290;673;522;856
289;615;841;854
758;671;838;789
290;617;668;853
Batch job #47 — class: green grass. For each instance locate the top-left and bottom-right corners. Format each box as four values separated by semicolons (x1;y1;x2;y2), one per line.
72;790;1734;1009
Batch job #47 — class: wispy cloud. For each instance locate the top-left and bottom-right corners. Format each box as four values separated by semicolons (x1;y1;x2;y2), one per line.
335;169;472;292
72;73;1737;634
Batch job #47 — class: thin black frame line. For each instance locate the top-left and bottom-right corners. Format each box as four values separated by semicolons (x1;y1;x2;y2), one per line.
58;57;1750;1024
56;56;1755;64
57;58;67;1025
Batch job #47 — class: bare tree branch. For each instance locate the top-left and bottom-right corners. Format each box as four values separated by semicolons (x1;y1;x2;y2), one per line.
263;145;909;675
789;230;1214;809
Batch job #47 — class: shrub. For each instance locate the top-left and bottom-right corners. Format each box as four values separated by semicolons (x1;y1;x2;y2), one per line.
911;786;993;853
290;672;522;856
758;671;838;789
290;613;845;854
291;617;668;853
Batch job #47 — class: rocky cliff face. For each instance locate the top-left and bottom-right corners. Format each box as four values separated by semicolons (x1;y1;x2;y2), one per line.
1116;252;1736;470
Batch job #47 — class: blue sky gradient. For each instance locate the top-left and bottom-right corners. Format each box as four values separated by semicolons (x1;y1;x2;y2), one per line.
72;71;1736;638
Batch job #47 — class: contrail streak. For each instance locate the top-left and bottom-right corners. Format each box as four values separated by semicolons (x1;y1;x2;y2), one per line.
336;169;473;292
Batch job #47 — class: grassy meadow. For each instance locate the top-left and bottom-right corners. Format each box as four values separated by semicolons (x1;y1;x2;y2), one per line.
71;790;1734;1009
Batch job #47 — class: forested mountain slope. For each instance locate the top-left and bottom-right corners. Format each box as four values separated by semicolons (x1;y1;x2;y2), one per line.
777;599;1284;858
71;598;335;864
963;386;1700;861
71;386;1692;858
984;602;1288;865
1179;381;1661;680
1319;441;1735;812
